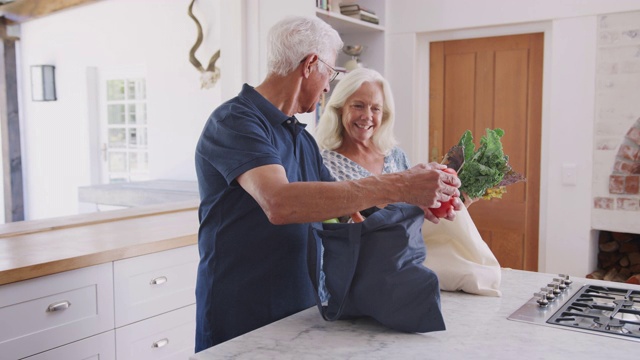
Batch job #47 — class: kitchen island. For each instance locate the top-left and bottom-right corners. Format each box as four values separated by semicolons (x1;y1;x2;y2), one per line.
191;269;638;359
0;201;200;359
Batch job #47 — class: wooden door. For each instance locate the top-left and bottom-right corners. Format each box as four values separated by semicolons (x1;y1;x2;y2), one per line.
429;33;543;271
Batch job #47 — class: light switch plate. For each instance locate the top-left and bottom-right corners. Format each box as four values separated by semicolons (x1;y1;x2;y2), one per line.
562;163;577;186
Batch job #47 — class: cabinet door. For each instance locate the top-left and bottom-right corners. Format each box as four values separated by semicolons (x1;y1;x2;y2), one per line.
22;331;115;360
116;304;196;360
114;245;198;327
0;263;114;360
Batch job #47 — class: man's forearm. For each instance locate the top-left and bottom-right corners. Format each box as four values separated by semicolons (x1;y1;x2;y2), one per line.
265;173;406;224
238;163;460;225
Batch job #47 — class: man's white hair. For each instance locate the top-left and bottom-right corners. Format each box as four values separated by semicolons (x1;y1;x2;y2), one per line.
267;16;343;76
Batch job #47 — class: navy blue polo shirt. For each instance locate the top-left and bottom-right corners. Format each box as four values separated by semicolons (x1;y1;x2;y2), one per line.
194;84;334;350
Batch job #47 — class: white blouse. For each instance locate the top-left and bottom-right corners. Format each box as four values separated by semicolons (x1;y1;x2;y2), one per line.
321;147;411;181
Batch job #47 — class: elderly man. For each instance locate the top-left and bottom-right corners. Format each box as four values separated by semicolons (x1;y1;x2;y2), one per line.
194;15;461;350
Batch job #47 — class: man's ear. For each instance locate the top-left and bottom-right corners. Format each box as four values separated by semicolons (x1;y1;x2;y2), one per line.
301;54;319;78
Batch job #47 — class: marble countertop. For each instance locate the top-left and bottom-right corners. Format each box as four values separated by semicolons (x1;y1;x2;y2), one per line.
78;179;199;207
192;268;639;359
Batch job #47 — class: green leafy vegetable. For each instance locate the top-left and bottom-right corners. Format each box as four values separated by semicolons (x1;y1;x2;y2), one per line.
454;128;524;200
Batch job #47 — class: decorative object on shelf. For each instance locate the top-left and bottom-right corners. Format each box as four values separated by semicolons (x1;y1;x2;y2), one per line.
343;45;365;71
339;3;374;13
30;65;56;101
187;0;221;89
343;11;379;24
339;3;379;24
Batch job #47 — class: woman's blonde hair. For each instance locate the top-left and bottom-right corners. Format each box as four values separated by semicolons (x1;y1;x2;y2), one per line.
314;68;397;155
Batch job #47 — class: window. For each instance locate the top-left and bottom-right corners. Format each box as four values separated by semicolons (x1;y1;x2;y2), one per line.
104;78;149;183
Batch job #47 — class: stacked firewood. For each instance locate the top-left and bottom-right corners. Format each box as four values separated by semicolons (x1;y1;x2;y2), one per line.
587;231;640;284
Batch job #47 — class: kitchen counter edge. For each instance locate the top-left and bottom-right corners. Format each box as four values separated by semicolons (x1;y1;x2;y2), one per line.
0;200;200;285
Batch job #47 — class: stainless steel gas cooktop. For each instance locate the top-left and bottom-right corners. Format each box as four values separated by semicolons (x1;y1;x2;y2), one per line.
508;274;640;342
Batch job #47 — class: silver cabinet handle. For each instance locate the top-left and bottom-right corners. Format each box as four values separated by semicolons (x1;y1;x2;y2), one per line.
46;300;71;312
150;276;167;285
152;338;169;348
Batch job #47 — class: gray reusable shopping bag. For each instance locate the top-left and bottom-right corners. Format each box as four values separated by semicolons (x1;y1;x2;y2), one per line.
308;203;446;333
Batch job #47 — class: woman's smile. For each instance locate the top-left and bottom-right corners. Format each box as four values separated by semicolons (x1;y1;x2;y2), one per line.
354;122;373;130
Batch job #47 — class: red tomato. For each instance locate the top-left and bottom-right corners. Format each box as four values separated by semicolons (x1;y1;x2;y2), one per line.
429;167;458;218
442;167;458;178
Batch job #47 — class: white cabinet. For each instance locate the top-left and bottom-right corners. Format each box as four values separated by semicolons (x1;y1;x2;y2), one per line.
115;304;196;360
113;245;199;327
0;263;114;360
0;245;198;360
22;331;116;360
113;245;199;360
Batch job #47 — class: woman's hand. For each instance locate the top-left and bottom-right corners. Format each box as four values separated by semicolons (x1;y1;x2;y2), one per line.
350;211;365;223
422;196;463;224
393;163;461;224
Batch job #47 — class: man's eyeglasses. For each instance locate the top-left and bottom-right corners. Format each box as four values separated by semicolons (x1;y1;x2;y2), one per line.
317;58;341;82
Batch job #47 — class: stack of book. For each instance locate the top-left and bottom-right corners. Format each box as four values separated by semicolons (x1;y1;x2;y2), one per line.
339;3;379;25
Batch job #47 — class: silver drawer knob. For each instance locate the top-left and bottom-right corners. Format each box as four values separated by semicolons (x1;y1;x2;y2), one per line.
46;300;71;312
152;338;169;348
150;276;168;285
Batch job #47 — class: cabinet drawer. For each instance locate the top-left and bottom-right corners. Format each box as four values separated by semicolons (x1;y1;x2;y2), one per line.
115;304;196;360
114;245;198;327
23;330;115;360
0;263;114;360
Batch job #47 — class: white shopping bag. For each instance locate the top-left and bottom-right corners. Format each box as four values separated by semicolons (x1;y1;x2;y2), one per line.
422;206;502;297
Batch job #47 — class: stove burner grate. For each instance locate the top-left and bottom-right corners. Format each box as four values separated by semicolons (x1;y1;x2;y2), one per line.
546;285;640;340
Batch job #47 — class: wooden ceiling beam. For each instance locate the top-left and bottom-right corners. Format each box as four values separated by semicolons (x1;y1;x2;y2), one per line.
0;0;102;23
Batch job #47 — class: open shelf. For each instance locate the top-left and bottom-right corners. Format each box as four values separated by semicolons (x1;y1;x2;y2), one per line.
315;8;384;34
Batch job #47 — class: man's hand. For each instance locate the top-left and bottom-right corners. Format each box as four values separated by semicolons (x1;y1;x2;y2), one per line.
402;162;461;209
404;162;462;224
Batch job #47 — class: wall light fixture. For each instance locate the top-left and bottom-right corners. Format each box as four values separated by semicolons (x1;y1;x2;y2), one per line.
31;65;57;101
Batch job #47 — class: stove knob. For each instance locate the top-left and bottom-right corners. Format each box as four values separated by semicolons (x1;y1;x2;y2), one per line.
553;278;567;291
535;292;549;307
541;287;556;301
558;274;573;286
547;283;561;295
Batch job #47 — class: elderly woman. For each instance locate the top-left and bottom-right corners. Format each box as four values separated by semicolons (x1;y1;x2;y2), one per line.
314;68;476;302
315;68;409;180
314;68;411;302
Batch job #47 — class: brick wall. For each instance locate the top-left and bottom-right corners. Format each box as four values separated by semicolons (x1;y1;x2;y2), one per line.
592;12;640;225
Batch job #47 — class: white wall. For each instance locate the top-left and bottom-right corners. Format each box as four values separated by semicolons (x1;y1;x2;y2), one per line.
386;0;640;277
18;0;222;220
388;0;640;33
